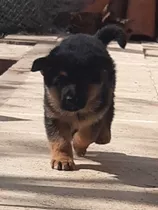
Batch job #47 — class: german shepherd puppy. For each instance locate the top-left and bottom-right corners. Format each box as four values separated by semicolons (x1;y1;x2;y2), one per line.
31;24;127;171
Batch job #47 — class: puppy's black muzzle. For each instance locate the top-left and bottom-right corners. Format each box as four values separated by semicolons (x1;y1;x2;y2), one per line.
61;85;86;112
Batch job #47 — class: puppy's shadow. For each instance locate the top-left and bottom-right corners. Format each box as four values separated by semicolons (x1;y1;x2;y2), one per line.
77;151;158;188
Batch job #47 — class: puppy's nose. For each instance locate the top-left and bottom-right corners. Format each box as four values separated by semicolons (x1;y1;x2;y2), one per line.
66;95;72;100
66;95;74;104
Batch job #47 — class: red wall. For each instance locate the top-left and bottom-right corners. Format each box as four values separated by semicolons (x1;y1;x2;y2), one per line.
83;0;110;12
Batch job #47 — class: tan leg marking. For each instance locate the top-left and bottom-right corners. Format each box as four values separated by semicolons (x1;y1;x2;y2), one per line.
73;126;95;157
49;140;75;171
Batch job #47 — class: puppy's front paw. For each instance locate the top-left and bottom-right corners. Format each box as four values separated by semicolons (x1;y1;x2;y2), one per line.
51;157;75;171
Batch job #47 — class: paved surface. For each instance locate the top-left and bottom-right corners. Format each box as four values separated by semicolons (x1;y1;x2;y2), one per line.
0;40;158;210
0;43;32;60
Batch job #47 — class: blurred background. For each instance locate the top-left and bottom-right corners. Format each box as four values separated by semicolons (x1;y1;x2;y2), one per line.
0;0;157;41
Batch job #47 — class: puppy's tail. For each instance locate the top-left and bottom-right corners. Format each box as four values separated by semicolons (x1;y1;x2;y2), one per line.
95;24;127;49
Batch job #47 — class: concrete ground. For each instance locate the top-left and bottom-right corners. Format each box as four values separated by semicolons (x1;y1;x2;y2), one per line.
0;39;158;210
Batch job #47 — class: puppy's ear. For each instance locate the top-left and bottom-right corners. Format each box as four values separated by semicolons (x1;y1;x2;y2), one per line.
31;57;47;75
95;24;127;49
31;46;60;75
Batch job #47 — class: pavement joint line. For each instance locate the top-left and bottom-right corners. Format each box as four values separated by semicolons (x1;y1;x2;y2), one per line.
0;130;45;135
0;112;157;125
144;59;158;99
0;112;43;117
114;119;158;124
1;128;157;136
148;69;158;100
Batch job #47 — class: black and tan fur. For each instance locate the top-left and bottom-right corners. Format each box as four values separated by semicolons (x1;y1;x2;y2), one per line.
31;24;127;171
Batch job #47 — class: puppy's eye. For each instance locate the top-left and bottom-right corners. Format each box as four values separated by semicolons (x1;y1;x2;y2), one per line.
52;77;60;85
52;75;68;86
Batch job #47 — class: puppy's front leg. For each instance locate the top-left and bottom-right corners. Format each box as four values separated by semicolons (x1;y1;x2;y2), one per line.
45;117;75;171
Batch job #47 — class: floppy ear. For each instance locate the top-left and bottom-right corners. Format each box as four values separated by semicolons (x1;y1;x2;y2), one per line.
95;24;127;49
31;57;47;75
31;46;60;75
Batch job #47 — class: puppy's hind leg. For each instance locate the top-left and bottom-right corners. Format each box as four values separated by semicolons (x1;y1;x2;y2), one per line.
73;126;95;157
73;102;114;156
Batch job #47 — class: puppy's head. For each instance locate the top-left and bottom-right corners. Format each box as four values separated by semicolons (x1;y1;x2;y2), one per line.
31;24;127;112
